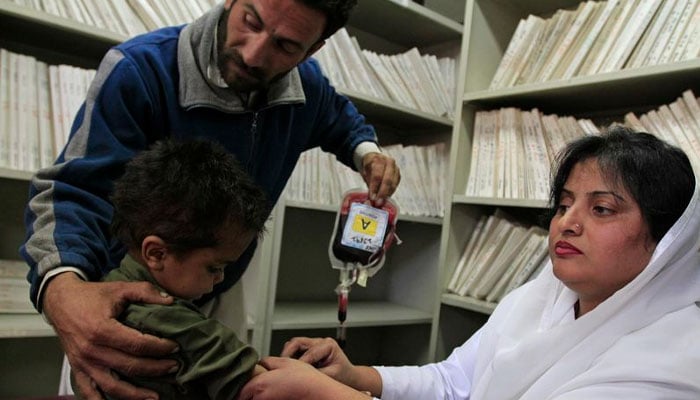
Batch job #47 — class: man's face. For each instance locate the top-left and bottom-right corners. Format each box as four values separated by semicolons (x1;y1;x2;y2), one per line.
218;0;326;92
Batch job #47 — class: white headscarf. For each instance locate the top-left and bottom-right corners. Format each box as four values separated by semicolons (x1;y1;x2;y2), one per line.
470;183;700;399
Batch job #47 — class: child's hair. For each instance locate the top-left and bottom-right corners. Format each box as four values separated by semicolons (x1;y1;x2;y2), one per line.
111;138;270;256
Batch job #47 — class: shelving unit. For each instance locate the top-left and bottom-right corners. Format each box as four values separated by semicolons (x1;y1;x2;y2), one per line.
244;1;464;364
0;169;64;396
432;0;700;361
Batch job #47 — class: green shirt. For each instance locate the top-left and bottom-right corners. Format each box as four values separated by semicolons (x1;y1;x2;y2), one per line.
75;255;259;399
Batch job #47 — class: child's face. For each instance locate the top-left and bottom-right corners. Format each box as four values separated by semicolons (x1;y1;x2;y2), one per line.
155;228;257;300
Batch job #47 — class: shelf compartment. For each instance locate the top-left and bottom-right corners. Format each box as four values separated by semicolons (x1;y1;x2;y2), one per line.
0;0;122;67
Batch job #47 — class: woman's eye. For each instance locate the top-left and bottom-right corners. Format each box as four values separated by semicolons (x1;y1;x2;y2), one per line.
556;204;569;214
592;205;613;215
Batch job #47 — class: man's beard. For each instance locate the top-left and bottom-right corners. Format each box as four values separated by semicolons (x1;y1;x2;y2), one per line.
218;47;267;92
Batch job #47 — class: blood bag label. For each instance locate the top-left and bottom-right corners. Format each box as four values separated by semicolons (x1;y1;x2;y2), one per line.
341;203;389;252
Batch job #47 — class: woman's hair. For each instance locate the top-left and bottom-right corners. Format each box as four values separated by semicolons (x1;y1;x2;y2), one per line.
111;138;270;256
547;126;695;242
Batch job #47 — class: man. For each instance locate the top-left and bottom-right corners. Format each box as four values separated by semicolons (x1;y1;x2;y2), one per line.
21;0;400;398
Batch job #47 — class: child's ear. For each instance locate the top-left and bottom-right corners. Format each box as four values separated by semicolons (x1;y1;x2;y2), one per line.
142;235;168;271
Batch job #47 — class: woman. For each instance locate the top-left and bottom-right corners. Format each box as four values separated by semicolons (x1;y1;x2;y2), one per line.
238;127;700;400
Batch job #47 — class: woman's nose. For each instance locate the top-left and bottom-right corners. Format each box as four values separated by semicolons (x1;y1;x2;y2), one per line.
559;212;582;235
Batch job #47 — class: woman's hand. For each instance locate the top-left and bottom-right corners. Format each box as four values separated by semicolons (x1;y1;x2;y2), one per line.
280;337;355;384
280;337;383;396
237;357;372;400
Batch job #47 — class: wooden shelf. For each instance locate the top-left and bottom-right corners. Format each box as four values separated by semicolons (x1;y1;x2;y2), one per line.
272;301;432;330
0;313;55;338
441;293;496;315
452;195;548;209
463;59;700;114
0;167;34;182
285;200;443;225
342;88;453;131
349;0;462;47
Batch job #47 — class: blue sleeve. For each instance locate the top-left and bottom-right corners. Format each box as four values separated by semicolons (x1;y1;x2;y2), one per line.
21;49;162;309
300;58;377;170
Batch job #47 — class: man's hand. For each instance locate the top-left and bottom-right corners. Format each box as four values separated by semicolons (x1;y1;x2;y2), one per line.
236;357;372;400
43;272;179;399
361;152;400;207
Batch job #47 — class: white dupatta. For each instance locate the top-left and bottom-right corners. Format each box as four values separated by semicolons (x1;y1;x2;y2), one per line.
470;184;700;399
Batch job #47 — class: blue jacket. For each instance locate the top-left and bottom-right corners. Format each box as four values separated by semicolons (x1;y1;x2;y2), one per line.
22;4;377;308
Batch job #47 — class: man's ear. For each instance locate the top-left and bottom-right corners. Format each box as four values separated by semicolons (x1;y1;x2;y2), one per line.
224;0;235;10
142;235;168;272
304;40;326;60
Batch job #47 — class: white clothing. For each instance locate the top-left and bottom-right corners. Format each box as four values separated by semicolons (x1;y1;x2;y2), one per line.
376;329;482;400
377;184;700;399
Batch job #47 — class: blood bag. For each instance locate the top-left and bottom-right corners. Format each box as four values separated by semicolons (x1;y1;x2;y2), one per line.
328;189;400;285
328;189;400;348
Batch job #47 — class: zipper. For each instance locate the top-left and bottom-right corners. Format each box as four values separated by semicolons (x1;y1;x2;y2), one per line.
248;111;259;170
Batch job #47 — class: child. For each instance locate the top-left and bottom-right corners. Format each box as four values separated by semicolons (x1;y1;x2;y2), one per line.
73;138;270;399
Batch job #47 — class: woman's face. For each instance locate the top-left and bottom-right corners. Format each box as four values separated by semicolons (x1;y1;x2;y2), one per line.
549;158;656;313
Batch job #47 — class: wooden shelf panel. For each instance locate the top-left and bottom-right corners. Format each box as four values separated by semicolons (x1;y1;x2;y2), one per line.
452;195;548;209
0;167;34;182
349;0;462;47
342;89;453;131
0;313;55;338
285;200;443;225
272;301;432;330
441;293;496;315
464;60;700;115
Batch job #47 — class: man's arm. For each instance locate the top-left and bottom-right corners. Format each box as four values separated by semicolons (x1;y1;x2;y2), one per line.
299;59;401;205
23;49;177;399
22;48;158;308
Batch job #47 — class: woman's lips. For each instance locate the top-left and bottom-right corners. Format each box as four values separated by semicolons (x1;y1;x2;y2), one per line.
554;240;582;256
